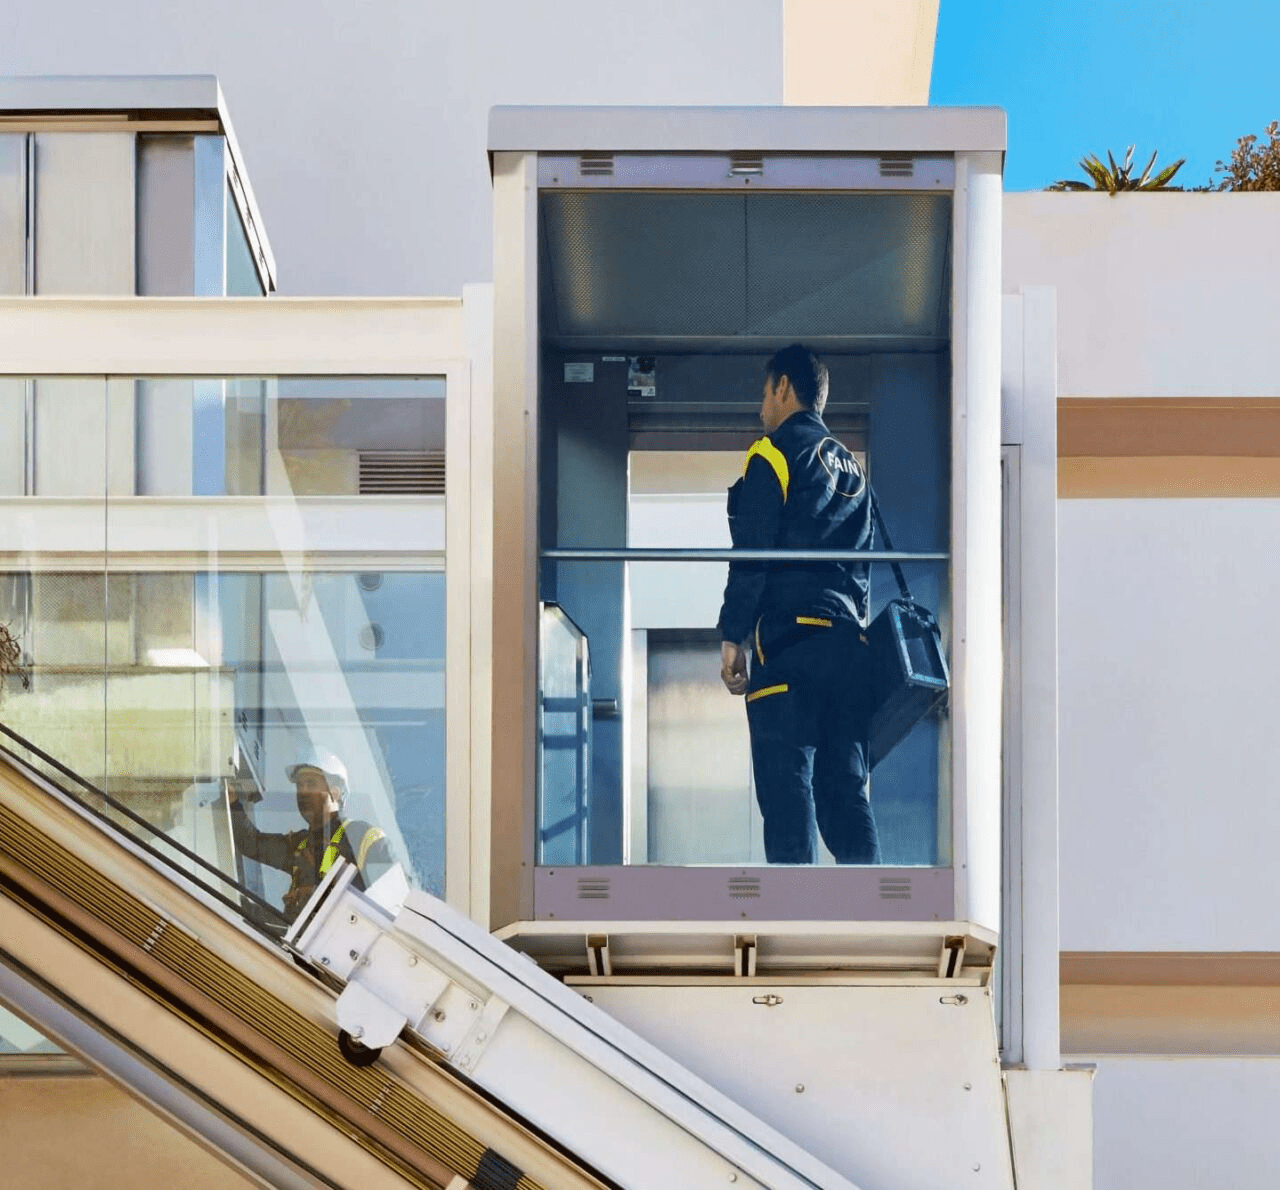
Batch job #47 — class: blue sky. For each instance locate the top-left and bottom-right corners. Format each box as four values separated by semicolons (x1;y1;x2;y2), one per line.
930;0;1279;191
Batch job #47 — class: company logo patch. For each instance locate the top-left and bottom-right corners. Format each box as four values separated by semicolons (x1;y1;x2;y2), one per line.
817;436;866;498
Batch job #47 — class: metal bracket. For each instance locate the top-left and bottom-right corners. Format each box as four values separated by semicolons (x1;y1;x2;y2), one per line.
586;933;612;977
734;934;758;978
298;878;509;1071
938;935;967;979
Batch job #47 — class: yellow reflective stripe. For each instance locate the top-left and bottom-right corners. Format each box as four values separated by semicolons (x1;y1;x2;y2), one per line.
356;826;386;870
319;820;350;876
795;616;832;627
746;683;789;703
743;437;789;502
754;616;766;665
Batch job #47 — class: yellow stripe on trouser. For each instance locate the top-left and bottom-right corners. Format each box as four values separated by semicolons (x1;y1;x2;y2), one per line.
746;683;789;703
795;616;832;627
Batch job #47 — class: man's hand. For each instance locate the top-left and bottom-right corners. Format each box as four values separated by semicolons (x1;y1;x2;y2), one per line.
720;640;749;696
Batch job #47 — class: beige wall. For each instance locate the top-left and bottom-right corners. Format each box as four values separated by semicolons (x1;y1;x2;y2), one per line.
0;1072;254;1189
783;0;939;105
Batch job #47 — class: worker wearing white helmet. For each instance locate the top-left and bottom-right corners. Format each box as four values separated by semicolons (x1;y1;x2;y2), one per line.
229;745;393;922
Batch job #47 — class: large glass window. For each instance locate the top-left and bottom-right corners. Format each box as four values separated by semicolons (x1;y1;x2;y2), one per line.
0;373;447;1051
535;188;954;873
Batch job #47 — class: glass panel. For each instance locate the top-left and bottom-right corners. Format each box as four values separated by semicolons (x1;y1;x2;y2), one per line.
225;183;264;296
130;375;445;498
0;1006;60;1056
536;184;954;883
108;373;448;918
540;555;950;869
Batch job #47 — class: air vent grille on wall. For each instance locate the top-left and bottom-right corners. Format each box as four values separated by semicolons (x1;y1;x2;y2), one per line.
579;152;615;177
879;876;913;901
358;451;445;495
728;152;765;176
577;877;611;900
878;154;915;178
728;876;762;899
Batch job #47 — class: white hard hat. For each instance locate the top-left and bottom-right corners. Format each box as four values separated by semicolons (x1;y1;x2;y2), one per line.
286;746;348;794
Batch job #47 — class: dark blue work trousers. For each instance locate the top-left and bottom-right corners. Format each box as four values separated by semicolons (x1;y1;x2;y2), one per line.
745;620;880;865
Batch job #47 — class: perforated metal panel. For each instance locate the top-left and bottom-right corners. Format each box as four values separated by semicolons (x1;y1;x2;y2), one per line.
542;191;747;339
744;193;950;339
540;190;951;348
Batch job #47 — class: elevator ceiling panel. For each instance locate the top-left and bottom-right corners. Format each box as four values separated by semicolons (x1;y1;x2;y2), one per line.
540;190;951;350
542;191;746;339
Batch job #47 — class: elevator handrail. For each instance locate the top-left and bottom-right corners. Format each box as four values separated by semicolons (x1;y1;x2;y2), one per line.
0;720;288;931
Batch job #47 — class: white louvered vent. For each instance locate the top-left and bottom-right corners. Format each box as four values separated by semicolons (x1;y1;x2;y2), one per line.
729;151;765;176
878;153;915;179
577;877;611;900
358;451;445;495
579;152;615;177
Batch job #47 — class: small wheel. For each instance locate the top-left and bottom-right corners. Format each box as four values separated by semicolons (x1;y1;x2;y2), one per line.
338;1029;382;1067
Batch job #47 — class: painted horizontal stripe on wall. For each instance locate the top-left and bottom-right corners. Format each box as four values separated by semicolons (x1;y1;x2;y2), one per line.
1061;952;1280;1056
1058;398;1280;497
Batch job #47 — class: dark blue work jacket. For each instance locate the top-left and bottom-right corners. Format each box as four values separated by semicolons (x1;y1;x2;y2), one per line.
717;409;872;645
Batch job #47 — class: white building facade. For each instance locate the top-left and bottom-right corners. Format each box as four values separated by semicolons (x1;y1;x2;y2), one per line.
0;4;1276;1188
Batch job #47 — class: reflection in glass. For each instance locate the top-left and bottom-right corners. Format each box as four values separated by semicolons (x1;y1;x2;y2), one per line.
538;556;949;870
538;604;592;865
0;1006;60;1057
0;570;447;919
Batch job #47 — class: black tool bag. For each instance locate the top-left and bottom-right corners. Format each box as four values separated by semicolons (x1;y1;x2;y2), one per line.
865;494;950;769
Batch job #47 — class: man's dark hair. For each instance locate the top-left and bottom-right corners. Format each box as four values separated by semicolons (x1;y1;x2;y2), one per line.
766;344;828;414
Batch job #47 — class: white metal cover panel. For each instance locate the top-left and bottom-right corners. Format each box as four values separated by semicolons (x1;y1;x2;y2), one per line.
32;132;135;294
489;105;1007;155
583;983;1014;1190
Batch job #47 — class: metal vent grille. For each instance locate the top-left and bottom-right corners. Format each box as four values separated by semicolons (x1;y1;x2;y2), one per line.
728;876;761;900
358;451;445;495
576;877;610;900
879;153;915;178
879;876;912;901
728;152;764;176
578;152;614;177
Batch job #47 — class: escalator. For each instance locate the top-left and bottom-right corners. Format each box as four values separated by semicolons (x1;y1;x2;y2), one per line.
0;725;853;1190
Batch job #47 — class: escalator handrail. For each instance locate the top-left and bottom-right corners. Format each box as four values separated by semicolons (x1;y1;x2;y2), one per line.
0;721;289;929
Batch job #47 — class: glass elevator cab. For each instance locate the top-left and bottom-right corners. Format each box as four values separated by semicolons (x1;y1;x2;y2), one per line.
489;107;1004;935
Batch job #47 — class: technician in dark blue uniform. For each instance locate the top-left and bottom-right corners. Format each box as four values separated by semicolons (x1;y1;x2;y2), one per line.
718;344;880;865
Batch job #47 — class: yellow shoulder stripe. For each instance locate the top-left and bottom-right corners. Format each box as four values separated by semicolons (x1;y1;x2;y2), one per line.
743;437;789;502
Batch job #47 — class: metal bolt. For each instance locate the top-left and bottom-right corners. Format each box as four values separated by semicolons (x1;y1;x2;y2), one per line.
320;957;330;966
408;955;418;967
729;1175;739;1184
963;1082;972;1091
972;1163;981;1173
352;1026;363;1039
476;1031;487;1042
349;914;357;924
349;949;360;960
469;1000;479;1011
432;1009;447;1022
794;1083;805;1094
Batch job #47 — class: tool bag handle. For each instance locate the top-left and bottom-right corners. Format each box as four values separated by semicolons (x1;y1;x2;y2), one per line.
869;487;915;604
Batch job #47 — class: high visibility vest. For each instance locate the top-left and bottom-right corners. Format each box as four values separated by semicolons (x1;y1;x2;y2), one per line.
291;819;385;884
